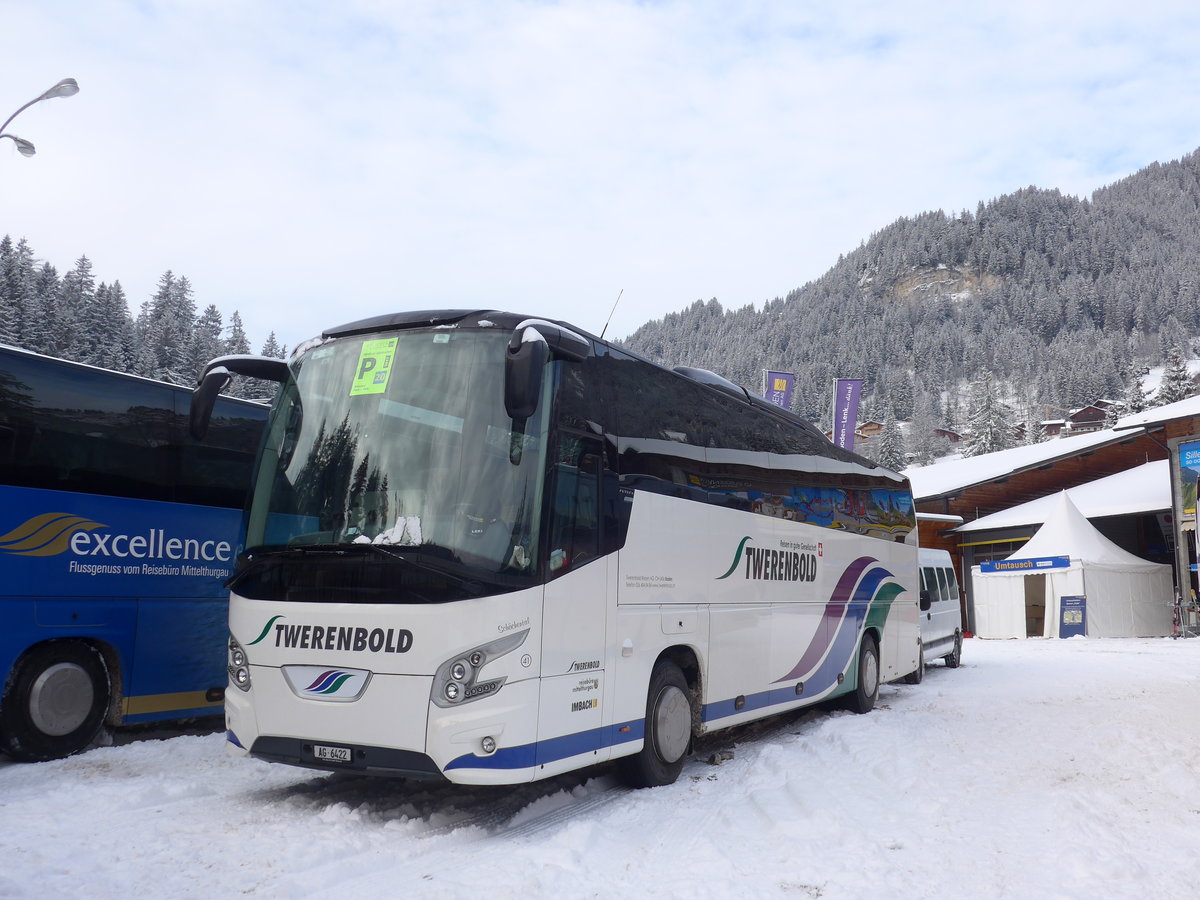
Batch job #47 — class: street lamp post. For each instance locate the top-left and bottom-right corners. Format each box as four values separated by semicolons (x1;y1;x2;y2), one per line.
0;77;80;157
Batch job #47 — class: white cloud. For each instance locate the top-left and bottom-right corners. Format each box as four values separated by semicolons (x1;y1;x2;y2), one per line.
5;0;1200;349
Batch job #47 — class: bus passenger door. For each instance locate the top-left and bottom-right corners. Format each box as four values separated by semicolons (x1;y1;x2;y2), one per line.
537;437;609;774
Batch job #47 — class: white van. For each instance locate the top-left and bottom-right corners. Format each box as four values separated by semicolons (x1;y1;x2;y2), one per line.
904;548;964;683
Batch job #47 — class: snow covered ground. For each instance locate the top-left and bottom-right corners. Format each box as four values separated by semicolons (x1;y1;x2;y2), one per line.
4;637;1199;900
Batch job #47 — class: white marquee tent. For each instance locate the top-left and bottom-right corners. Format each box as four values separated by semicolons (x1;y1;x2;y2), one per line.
971;492;1174;638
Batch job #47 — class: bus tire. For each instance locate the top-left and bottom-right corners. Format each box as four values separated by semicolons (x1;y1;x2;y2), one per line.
944;631;962;669
618;659;692;788
903;646;924;685
846;632;880;714
0;642;110;762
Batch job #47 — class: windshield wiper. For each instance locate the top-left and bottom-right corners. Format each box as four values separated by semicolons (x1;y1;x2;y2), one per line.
229;542;484;596
226;545;348;591
352;542;484;595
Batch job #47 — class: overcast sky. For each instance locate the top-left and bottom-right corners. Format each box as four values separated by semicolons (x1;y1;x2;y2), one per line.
5;1;1200;352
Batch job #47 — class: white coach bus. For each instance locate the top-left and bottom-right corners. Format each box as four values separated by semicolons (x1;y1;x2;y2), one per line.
192;310;919;787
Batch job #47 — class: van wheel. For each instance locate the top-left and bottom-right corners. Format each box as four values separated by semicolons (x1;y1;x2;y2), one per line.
903;646;925;685
0;642;110;762
618;659;692;788
846;633;880;714
944;632;962;669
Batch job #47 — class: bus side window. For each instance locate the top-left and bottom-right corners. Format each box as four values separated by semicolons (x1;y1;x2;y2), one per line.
546;437;601;577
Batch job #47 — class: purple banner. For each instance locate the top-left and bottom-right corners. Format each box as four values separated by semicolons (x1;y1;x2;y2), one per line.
832;378;863;450
763;370;795;410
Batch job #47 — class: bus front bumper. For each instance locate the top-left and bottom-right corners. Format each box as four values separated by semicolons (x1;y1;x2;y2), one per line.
225;666;543;784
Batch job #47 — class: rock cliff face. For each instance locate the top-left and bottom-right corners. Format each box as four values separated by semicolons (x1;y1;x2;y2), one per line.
887;266;1000;304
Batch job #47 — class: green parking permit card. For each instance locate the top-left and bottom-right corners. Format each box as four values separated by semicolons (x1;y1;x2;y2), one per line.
350;338;398;395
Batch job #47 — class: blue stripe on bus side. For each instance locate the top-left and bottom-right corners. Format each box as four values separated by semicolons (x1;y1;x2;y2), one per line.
446;564;902;774
445;718;645;771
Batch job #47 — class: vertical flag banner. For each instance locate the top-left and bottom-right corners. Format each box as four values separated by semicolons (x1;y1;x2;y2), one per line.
832;378;864;450
1179;439;1200;517
762;370;795;410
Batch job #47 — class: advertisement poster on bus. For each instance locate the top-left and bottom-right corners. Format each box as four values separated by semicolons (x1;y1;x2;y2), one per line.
0;484;241;598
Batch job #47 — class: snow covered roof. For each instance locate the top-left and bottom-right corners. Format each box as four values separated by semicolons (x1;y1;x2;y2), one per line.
998;492;1164;571
1114;394;1200;431
954;460;1169;533
904;427;1144;501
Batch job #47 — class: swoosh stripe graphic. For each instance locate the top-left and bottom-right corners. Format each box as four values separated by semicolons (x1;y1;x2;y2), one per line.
800;565;892;695
303;672;355;694
0;515;107;556
865;582;906;634
247;615;285;646
0;512;79;544
319;674;354;694
773;556;875;683
304;671;340;692
716;536;753;580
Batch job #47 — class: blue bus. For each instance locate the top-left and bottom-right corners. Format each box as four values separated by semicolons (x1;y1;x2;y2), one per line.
0;344;267;761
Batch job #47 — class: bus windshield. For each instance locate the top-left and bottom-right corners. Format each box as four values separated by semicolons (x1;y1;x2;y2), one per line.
245;328;548;579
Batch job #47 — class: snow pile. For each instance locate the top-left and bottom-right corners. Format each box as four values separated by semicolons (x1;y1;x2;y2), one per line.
3;638;1200;899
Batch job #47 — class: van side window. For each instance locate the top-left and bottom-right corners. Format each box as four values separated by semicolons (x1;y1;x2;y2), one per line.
922;567;939;601
933;568;949;604
942;567;960;601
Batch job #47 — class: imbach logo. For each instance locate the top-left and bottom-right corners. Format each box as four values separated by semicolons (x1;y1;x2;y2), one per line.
0;512;106;557
716;536;818;583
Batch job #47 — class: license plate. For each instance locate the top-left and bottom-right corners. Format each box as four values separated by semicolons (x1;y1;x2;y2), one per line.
312;743;352;763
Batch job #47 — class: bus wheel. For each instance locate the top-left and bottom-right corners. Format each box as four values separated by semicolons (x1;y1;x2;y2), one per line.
0;642;110;762
944;632;962;669
618;659;692;788
903;646;924;685
846;633;880;714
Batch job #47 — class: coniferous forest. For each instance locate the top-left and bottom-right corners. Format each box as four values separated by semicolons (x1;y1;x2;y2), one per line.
0;237;283;399
621;147;1200;463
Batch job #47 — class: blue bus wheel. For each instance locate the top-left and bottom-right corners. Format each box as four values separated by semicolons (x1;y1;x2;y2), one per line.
0;642;110;762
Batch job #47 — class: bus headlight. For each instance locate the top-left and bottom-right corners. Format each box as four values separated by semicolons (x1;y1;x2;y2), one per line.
228;635;252;692
431;628;529;708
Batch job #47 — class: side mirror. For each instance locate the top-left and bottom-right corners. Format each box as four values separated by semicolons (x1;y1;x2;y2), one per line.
504;320;590;421
919;589;932;612
505;333;550;420
190;367;231;440
190;354;290;440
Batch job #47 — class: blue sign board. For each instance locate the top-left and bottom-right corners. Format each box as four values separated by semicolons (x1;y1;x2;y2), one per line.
1059;595;1087;638
980;555;1070;574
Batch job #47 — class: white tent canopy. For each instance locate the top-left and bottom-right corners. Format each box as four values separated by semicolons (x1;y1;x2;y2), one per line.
971;492;1174;639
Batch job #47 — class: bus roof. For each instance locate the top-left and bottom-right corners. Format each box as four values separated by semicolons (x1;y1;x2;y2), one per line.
0;342;269;410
